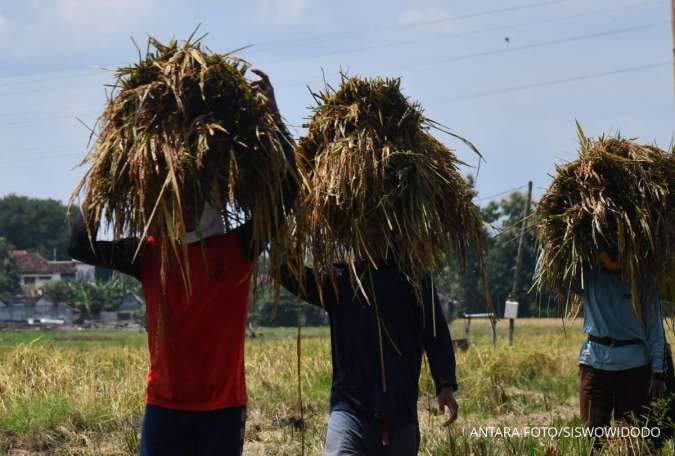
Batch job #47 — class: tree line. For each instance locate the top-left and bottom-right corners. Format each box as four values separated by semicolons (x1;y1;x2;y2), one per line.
0;190;544;321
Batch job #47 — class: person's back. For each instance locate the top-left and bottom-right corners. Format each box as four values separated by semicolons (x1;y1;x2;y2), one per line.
141;233;252;410
328;262;453;423
578;266;664;372
282;261;458;455
69;68;294;455
69;206;254;455
574;262;666;432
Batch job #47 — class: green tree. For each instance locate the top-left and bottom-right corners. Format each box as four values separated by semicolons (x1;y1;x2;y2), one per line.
436;188;544;317
0;237;20;300
249;282;328;327
65;281;102;316
482;192;540;317
0;194;77;260
45;276;141;317
42;280;75;304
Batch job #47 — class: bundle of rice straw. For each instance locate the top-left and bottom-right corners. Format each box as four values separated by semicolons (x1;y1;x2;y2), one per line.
70;35;293;288
534;123;675;314
295;75;488;304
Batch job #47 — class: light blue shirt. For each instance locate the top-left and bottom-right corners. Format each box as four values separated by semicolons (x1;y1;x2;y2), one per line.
575;267;665;373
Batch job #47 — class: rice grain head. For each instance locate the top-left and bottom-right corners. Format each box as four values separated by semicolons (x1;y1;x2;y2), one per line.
70;35;294;295
295;75;489;306
534;123;675;315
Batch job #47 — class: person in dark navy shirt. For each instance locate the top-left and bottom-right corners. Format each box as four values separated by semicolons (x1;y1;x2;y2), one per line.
281;247;458;455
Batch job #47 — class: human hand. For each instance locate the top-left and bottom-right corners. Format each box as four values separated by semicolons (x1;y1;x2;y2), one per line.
250;69;281;124
651;378;668;400
438;386;458;426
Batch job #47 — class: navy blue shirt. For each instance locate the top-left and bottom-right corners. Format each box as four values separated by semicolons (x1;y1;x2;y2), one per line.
281;262;457;424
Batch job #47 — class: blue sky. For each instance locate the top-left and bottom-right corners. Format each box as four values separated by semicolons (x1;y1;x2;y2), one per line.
0;0;673;205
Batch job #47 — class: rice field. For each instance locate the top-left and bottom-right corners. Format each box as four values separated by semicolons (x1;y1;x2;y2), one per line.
0;319;673;455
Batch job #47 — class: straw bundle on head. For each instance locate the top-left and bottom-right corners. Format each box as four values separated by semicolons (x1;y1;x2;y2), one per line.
534;123;675;312
296;75;486;303
71;35;292;287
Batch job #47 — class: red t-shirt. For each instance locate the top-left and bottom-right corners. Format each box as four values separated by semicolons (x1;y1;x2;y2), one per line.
140;233;252;411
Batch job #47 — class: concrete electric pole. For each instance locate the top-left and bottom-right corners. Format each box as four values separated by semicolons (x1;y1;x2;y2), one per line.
507;181;533;345
671;0;675;96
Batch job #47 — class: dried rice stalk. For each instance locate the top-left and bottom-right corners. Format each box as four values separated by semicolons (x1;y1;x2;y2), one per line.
534;123;675;314
296;75;488;305
70;35;292;291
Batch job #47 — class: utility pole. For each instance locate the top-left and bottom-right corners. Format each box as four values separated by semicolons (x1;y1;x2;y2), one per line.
671;0;675;97
508;181;533;345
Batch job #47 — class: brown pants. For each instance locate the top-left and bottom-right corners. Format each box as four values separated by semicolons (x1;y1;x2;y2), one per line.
579;364;651;428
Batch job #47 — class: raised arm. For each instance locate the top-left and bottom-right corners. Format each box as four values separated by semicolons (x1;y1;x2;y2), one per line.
234;69;298;261
68;211;142;280
232;136;296;260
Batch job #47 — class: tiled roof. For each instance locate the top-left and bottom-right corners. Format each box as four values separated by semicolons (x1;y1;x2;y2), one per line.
10;250;77;275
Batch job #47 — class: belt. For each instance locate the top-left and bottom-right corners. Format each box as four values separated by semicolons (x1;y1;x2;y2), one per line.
588;335;643;347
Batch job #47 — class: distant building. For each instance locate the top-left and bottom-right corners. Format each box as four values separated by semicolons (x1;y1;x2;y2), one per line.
0;296;73;323
10;250;95;295
118;293;144;315
98;293;144;323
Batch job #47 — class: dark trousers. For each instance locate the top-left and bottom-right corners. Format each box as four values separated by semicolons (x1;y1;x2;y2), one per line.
579;364;651;428
140;404;246;456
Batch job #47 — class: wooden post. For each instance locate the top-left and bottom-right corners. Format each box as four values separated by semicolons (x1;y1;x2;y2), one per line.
508;318;514;344
508;181;533;345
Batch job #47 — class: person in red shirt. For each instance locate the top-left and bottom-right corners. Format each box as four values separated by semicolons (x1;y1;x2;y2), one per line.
68;70;294;456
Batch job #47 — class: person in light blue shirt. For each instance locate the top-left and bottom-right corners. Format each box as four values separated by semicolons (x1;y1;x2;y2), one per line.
573;251;667;430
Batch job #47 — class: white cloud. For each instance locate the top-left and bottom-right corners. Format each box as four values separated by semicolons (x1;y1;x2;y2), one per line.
256;0;307;25
55;0;146;24
0;14;7;32
0;0;150;57
398;7;451;26
54;0;148;35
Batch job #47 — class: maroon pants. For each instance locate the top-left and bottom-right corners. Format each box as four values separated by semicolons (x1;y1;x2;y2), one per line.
579;364;651;427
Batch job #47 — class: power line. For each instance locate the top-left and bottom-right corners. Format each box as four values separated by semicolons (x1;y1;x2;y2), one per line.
0;19;664;118
0;143;81;153
477;184;530;202
0;81;110;98
1;18;663;102
0;110;98;127
0;1;662;102
0;69;107;89
0;106;98;119
261;0;663;67
245;0;576;54
0;59;668;129
0;152;82;165
1;62;669;164
0;60;667;128
435;60;671;102
395;20;668;72
0;1;572;87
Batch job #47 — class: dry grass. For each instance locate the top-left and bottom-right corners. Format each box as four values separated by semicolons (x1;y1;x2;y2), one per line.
1;320;672;455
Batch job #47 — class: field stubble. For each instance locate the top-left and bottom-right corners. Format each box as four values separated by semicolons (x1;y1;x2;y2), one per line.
0;319;672;455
